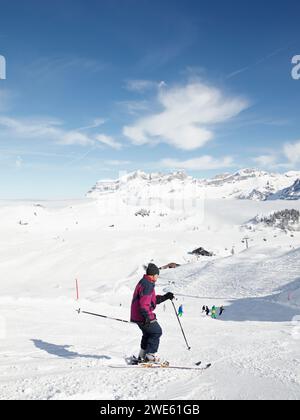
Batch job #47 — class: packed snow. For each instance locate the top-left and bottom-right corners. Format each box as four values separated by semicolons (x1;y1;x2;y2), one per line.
1;181;300;400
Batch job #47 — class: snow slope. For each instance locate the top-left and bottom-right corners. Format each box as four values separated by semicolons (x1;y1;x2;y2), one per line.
0;197;300;400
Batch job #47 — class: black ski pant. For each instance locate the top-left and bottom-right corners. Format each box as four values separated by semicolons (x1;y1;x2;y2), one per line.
138;321;162;354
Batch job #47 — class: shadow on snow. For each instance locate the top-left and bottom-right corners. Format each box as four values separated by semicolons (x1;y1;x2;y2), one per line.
31;339;111;360
220;278;300;322
220;297;300;322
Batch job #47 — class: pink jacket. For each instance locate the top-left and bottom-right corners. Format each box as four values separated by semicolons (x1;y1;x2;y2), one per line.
131;275;163;323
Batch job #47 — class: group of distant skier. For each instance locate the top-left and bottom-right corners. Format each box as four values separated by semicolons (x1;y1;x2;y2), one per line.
202;305;225;318
177;304;225;319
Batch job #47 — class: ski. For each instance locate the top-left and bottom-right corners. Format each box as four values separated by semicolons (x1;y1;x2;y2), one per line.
110;358;211;371
130;363;212;371
109;363;211;371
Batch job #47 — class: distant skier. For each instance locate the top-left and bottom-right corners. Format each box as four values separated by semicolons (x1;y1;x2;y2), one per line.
205;306;210;316
219;306;225;316
178;305;183;318
131;263;174;363
202;305;206;313
211;306;217;319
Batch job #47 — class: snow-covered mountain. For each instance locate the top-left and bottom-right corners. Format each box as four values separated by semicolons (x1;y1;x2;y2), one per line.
87;169;300;201
267;179;300;201
87;170;192;194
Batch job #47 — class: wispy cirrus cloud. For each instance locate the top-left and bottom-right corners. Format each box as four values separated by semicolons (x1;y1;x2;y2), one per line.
226;45;292;79
0;147;77;160
25;55;108;79
160;155;235;171
0;115;122;149
96;134;122;150
77;118;106;131
137;21;198;72
0;116;65;139
105;159;132;166
125;79;166;93
138;45;184;70
123;81;249;151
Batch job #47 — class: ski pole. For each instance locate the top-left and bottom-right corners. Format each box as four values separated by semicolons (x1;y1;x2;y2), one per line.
76;308;133;325
171;301;191;351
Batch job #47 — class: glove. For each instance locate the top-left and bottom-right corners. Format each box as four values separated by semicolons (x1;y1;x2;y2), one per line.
164;292;175;301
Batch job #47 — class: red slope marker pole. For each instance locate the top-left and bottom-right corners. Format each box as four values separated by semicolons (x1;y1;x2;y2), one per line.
76;279;79;301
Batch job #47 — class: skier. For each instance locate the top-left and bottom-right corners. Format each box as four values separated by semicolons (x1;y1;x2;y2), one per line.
178;305;183;318
130;263;174;363
219;306;225;316
205;306;210;316
202;305;206;313
211;306;217;319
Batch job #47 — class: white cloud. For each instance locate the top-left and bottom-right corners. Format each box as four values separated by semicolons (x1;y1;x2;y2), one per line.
284;141;300;164
0;116;120;149
252;140;300;169
105;160;131;166
125;80;161;93
77;118;106;131
160;155;235;171
0;116;64;139
96;134;122;150
60;131;94;146
123;82;248;151
253;154;278;168
25;55;107;79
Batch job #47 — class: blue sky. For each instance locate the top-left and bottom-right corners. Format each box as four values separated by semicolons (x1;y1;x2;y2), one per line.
0;0;300;198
